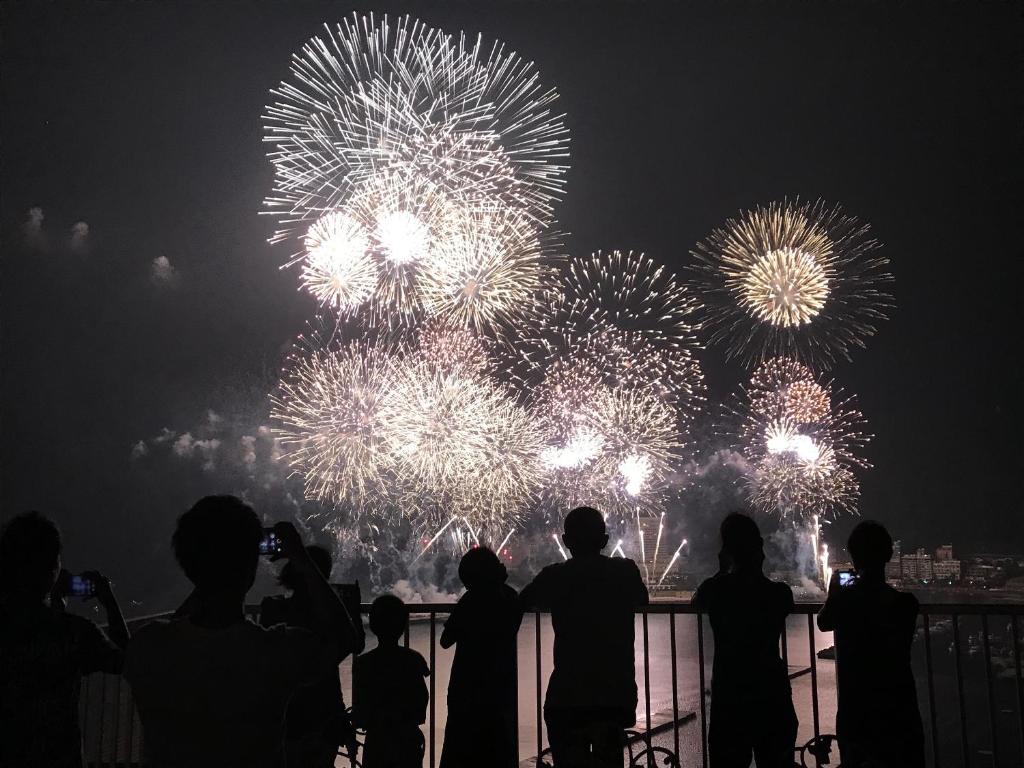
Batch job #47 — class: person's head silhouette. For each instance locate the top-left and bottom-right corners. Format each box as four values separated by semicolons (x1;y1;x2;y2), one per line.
0;511;61;601
719;511;764;572
369;594;408;646
278;544;332;593
458;546;507;591
562;506;608;557
847;520;893;579
173;495;261;599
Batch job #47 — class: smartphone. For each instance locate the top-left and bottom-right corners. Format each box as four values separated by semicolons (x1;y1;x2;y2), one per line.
259;527;283;557
837;569;858;588
68;574;97;597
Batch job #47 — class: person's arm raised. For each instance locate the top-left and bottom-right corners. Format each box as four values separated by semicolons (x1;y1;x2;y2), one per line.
816;572;841;631
84;571;130;650
274;522;358;658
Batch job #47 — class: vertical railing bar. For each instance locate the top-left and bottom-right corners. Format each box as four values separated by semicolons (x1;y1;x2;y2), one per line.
923;613;941;768
81;673;92;763
982;614;999;765
780;620;789;669
124;682;135;768
696;611;708;768
643;608;652;749
953;614;971;768
807;612;820;755
513;626;520;768
110;675;123;767
97;671;108;766
1011;614;1024;766
535;612;543;763
670;609;680;764
429;612;436;768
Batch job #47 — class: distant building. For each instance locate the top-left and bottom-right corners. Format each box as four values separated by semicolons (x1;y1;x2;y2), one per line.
932;545;960;582
963;563;998;585
902;549;934;581
935;544;954;561
885;539;903;582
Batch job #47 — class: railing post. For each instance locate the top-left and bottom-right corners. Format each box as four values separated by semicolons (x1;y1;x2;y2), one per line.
922;613;941;768
807;612;820;755
535;611;543;763
1012;614;1024;766
642;608;652;749
952;614;971;768
981;614;999;765
670;609;680;763
429;612;436;768
697;611;708;768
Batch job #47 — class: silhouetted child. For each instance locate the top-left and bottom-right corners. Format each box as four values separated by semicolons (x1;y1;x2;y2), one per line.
260;545;365;768
520;506;649;768
439;547;522;768
353;595;430;768
818;520;924;768
0;511;129;768
693;512;797;768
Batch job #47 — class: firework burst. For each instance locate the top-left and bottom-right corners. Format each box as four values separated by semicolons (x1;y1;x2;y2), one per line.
733;357;870;519
270;338;402;514
690;200;893;368
263;13;569;246
526;251;704;411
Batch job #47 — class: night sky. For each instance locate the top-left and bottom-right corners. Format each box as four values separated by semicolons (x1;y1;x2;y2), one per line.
2;1;1022;609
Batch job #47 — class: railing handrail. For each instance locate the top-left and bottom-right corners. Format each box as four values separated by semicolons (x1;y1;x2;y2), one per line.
119;599;1024;626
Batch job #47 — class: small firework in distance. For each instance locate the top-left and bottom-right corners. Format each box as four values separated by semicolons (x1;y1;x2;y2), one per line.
733;357;870;519
689;200;894;368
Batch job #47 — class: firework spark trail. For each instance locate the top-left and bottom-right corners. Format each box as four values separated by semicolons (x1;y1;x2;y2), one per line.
689;199;893;368
611;539;625;558
636;509;649;583
553;533;568;561
657;539;687;587
496;528;515;555
413;516;458;562
651;512;665;580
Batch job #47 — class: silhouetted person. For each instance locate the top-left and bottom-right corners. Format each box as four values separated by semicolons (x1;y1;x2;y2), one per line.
520;506;649;768
439;547;522;768
124;495;359;768
692;512;797;768
260;545;365;768
817;521;924;768
0;511;129;768
352;595;430;768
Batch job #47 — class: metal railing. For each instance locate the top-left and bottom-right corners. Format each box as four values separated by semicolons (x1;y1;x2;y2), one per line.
78;602;1024;767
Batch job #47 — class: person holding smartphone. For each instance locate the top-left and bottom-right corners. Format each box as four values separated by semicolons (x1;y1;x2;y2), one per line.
0;511;129;768
817;521;924;768
124;495;359;768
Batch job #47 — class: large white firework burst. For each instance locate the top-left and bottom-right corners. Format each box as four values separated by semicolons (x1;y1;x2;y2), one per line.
732;357;870;519
419;205;558;340
689;200;894;368
379;351;545;540
263;13;569;246
270;337;401;514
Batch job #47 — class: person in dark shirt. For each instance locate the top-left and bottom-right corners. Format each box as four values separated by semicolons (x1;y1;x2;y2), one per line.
439;546;523;768
817;520;924;768
0;511;129;768
520;506;649;768
352;594;430;768
124;495;359;768
260;545;365;768
692;512;797;768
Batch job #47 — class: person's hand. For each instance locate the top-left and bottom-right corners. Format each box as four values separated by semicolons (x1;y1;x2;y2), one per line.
80;570;114;604
272;521;306;564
